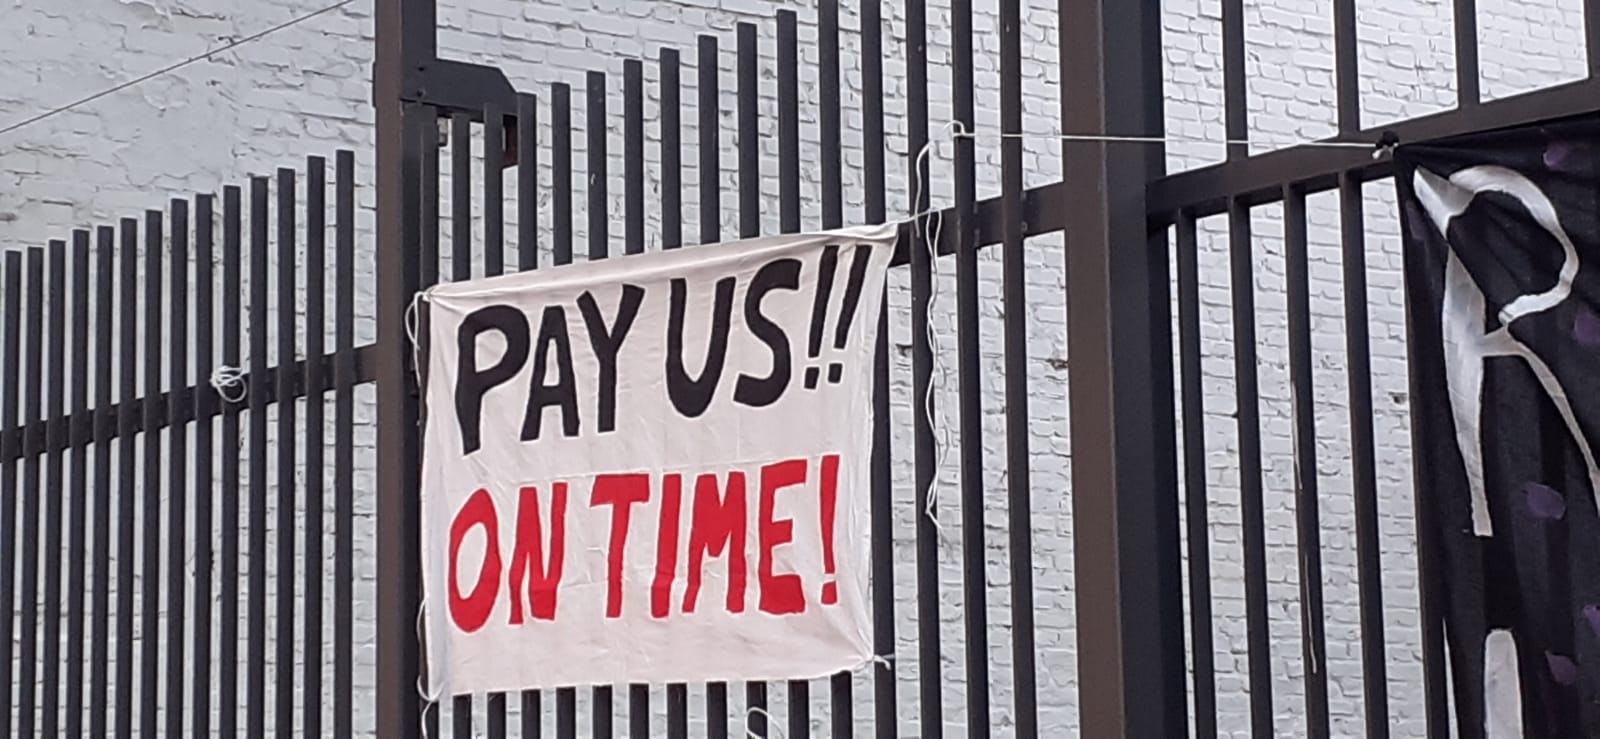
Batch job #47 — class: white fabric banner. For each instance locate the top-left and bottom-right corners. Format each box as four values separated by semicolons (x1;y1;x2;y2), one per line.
419;225;895;696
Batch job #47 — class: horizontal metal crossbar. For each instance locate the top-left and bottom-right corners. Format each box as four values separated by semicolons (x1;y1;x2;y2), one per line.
0;344;377;464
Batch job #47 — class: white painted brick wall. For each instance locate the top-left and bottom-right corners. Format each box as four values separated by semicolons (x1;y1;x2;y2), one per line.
0;0;1589;735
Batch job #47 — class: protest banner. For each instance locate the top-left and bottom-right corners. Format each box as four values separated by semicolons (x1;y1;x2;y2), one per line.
419;225;895;695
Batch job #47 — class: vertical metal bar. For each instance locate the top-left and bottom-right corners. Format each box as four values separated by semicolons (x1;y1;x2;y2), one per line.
42;239;68;739
950;0;991;728
333;150;358;739
778;11;800;238
1401;244;1452;739
698;36;720;246
422;115;442;290
1333;0;1359;135
1329;73;1383;739
115;216;138;739
860;0;895;732
1222;0;1247;161
657;44;688;739
305;157;327;739
220;186;244;739
1283;186;1330;738
1455;0;1480;106
584;68;617;739
518;94;539;273
775;12;809;737
166;199;191;737
485;104;505;280
697;35;728;739
1329;40;1385;736
452;113;472;286
551;81;578;739
737;23;758;244
448;110;475;739
248;176;270;739
511;96;543;737
906;0;941;727
0;250;18;739
623;57;649;739
140;209;163;739
482;102;510;739
89;226;114;738
1588;0;1600;78
18;247;45;739
1338;175;1391;737
1228;198;1273;736
661;50;681;257
275;168;298;738
554;84;574;269
869;309;894;739
625;59;645;259
1175;213;1217;739
373;0;436;720
735;22;768;739
588;70;609;264
817;3;851;731
193;195;216;738
819;2;841;232
374;0;434;719
1060;0;1186;734
997;0;1037;731
66;230;92;738
1220;0;1268;731
422;112;441;735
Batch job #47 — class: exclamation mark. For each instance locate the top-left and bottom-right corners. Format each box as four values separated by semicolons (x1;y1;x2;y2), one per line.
828;245;873;384
805;245;841;389
819;454;839;605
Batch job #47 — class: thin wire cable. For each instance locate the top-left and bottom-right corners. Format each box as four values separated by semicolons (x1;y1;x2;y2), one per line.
0;0;356;138
900;120;1394;535
888;125;1387;164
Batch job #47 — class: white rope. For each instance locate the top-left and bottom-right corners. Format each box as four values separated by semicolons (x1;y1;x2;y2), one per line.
900;121;1396;535
208;365;247;402
745;706;787;739
908;122;963;534
406;289;431;392
415;595;443;739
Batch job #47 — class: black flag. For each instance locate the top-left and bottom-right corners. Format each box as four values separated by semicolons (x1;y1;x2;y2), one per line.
1397;114;1600;737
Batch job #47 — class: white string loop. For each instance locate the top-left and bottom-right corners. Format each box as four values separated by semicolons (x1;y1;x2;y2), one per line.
415;595;443;739
406;289;431;391
209;365;247;403
908;121;966;534
745;706;788;739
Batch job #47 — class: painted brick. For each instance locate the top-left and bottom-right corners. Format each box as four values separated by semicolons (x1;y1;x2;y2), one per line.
0;0;1588;734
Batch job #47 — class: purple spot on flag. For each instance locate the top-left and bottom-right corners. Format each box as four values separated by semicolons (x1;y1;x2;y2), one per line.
1524;482;1567;520
1545;140;1593;175
1583;605;1600;639
1575;310;1600;348
1547;653;1579;685
1546;141;1574;169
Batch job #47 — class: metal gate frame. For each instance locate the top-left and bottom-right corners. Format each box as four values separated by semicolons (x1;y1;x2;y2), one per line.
370;1;1600;737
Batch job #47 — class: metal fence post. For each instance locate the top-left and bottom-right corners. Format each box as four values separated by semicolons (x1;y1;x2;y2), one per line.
374;0;436;735
1059;0;1187;735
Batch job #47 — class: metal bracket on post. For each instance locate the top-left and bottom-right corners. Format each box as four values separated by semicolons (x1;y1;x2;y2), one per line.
401;59;522;169
399;59;519;119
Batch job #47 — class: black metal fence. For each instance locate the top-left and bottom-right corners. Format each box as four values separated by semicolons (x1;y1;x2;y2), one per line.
1147;0;1600;735
0;153;375;737
4;0;1600;736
